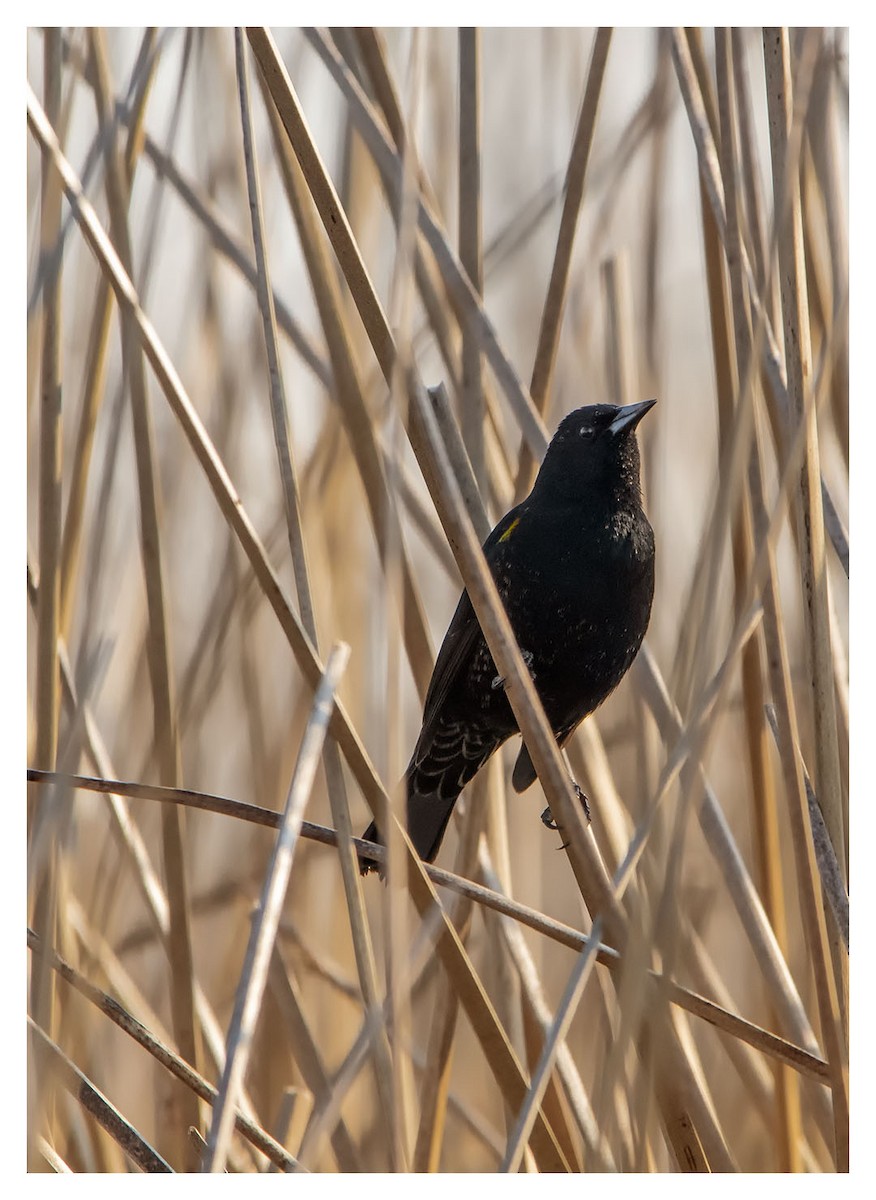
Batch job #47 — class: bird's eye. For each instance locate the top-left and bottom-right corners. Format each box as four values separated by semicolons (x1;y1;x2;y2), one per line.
579;426;595;440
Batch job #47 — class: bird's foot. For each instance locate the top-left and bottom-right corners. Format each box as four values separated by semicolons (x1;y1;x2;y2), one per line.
491;649;535;690
575;781;591;823
540;781;591;842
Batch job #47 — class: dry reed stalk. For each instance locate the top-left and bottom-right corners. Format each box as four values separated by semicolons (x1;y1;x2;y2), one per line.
59;29;159;640
762;29;848;1035
202;642;350;1171
641;32;672;381
36;1137;73;1174
265;1087;313;1168
672;28;848;582
63;895;257;1174
661;42;844;1159
484;854;610;1170
235;30;314;617
514;27;611;500
250;37;428;1164
27;569;271;1142
411;768;489;1171
293;27;550;457
364;29;424;1166
594;254;665;1161
501;923;603;1172
28;1017;172;1172
31;53;63;748
258;68;435;698
29;28;65;1169
175;508;287;731
764;707;849;950
28;930;302;1172
87;30;200;1169
268;946;361;1170
135;130;331;387
683;925;781;1131
807;45;849;467
745;388;848;1169
457;26;486;493
713;28;801;1170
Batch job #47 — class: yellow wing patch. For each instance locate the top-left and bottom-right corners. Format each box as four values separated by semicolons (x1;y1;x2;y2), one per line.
499;516;521;543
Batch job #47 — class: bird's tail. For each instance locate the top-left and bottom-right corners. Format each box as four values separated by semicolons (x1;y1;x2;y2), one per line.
359;726;503;875
359;790;459;875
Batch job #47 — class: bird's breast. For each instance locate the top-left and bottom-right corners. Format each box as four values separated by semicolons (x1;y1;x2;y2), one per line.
501;515;653;691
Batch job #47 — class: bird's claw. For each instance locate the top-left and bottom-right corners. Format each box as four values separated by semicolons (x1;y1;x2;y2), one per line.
492;649;535;690
573;782;591;823
540;805;559;830
540;781;591;840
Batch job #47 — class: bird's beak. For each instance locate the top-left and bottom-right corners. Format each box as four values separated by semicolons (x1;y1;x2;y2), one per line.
608;398;657;436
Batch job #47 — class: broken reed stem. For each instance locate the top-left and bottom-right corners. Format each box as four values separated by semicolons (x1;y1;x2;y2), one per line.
202;642;350;1172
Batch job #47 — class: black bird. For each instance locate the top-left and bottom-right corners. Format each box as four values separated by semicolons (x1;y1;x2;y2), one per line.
359;399;656;873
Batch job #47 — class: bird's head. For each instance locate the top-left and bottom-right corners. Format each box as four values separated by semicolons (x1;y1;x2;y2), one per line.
533;399;656;503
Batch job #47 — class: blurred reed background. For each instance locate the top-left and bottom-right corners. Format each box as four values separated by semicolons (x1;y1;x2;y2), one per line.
26;26;849;1173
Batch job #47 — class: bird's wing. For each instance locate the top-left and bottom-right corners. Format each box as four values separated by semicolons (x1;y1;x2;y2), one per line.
415;503;525;752
511;721;579;792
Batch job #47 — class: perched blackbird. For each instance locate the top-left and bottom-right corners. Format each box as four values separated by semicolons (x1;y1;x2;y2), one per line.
359;399;656;873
